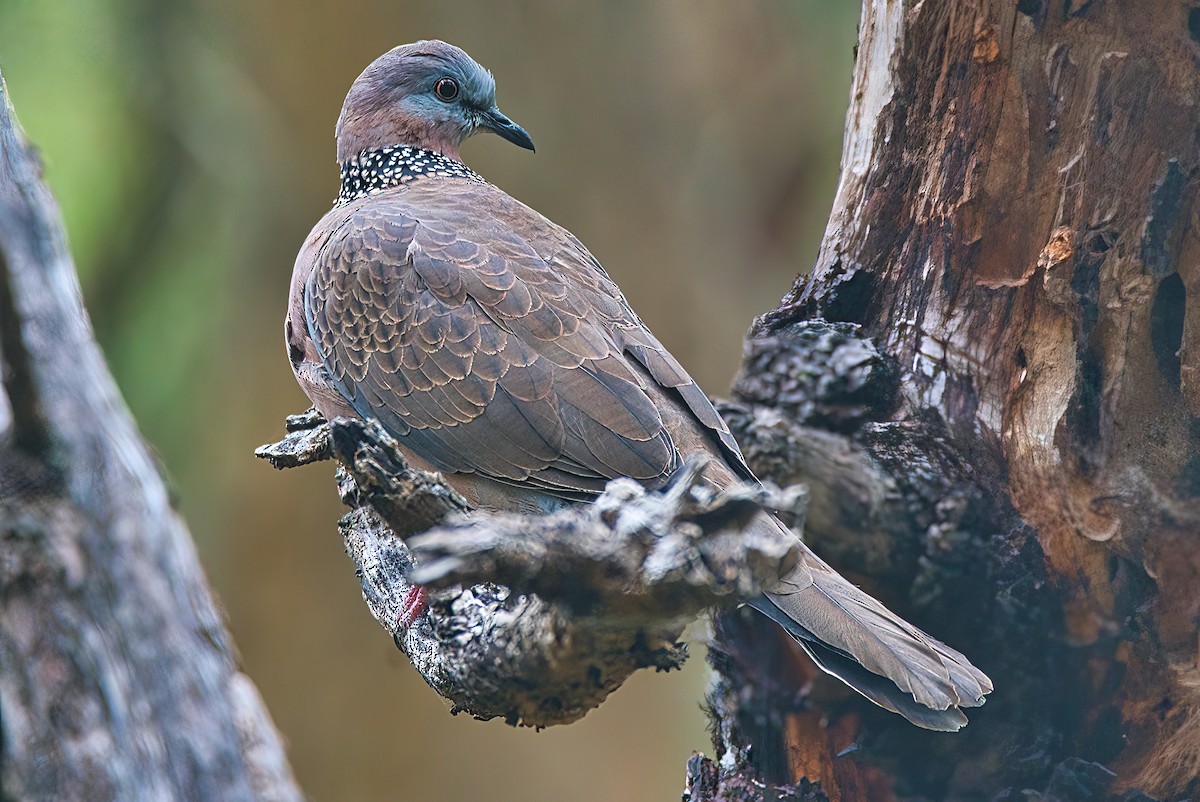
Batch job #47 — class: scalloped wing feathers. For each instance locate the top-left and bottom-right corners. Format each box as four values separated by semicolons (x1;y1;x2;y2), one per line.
304;179;750;498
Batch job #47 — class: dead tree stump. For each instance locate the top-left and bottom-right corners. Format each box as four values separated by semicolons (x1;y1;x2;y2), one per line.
694;2;1200;800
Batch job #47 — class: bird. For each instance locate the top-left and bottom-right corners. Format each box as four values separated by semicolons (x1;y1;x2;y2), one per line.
286;40;992;730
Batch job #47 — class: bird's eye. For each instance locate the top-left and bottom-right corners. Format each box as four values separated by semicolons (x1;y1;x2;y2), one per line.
434;78;460;102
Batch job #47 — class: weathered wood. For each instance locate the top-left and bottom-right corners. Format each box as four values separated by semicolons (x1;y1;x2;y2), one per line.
0;71;302;801
257;414;803;727
700;1;1200;799
8;2;1190;797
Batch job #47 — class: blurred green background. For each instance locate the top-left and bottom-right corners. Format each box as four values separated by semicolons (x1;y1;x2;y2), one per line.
0;2;857;799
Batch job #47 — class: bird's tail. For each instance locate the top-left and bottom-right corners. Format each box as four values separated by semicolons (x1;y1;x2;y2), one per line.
747;517;992;731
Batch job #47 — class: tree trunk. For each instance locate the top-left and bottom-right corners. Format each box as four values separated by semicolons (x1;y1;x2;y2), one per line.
695;1;1200;800
0;72;302;801
6;2;1199;800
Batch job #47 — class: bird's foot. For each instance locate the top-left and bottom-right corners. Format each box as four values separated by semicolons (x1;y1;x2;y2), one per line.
396;585;428;631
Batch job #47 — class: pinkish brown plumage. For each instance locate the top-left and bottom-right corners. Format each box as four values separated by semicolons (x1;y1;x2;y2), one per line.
334;40;531;162
286;40;993;729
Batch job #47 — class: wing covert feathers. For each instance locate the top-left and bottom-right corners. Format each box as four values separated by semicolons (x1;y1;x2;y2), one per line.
303;182;717;498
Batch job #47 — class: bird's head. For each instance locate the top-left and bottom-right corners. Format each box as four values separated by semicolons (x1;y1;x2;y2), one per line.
335;40;535;163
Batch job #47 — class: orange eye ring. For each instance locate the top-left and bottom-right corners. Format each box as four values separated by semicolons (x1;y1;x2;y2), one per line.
434;78;460;102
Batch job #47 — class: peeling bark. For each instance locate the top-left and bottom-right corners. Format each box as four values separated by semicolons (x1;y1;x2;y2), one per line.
701;1;1200;799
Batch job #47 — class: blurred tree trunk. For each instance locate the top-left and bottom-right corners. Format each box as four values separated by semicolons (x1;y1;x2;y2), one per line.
695;1;1200;800
0;74;302;801
6;2;1199;800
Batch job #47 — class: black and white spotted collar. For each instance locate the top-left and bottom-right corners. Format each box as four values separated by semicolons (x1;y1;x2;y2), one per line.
335;145;485;206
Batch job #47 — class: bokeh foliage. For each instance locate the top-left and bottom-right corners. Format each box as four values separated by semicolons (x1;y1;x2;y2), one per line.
0;2;858;799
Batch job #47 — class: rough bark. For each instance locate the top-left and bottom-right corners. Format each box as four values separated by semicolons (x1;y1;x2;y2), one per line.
0;72;302;801
690;1;1200;800
256;414;803;727
261;4;1200;798
6;1;1188;798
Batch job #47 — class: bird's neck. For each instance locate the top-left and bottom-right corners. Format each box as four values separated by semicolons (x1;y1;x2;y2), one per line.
336;145;484;206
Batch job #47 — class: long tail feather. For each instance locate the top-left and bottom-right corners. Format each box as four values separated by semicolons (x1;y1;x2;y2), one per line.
748;516;993;730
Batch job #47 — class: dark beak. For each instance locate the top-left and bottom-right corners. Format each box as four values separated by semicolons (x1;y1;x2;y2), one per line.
480;106;536;152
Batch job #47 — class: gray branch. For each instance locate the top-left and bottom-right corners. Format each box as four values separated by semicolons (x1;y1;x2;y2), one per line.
257;415;804;727
0;71;302;800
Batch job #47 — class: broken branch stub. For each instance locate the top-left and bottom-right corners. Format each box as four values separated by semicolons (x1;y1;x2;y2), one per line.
256;413;804;726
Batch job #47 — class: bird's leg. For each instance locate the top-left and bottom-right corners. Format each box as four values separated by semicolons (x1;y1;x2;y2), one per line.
396;584;428;630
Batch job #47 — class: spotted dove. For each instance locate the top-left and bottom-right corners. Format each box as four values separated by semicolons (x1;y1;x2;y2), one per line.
286;40;993;730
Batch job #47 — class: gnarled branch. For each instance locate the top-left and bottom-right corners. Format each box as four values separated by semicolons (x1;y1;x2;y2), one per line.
257;414;804;727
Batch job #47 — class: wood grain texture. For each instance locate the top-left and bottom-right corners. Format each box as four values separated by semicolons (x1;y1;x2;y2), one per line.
702;1;1200;798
